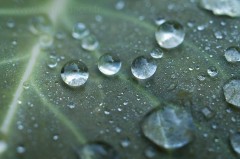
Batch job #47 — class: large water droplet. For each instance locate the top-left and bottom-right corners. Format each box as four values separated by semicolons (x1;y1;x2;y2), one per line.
61;60;89;87
81;35;99;51
230;132;240;155
77;142;120;159
200;0;240;17
131;56;157;80
150;48;164;59
142;105;195;150
98;54;121;75
223;80;240;108
224;46;240;63
155;21;185;49
72;22;90;40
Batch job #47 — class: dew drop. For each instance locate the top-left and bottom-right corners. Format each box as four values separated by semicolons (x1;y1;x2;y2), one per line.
201;107;214;119
48;56;58;69
53;134;59;141
142;105;195;150
155;17;166;26
200;0;240;17
207;66;218;77
16;145;25;154
61;60;89;87
98;54;122;76
115;1;125;10
197;73;206;81
6;19;15;28
131;56;157;80
81;35;99;51
120;138;130;148
29;15;52;35
78;142;120;159
72;22;90;40
144;147;156;158
230;132;240;155
223;80;240;108
150;48;164;59
155;21;185;49
224;46;240;63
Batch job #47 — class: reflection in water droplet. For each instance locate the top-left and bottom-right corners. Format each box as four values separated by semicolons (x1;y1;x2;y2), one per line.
150;48;164;59
131;56;157;80
0;140;7;154
155;21;185;49
224;46;240;63
200;0;240;17
98;54;122;75
78;142;120;159
142;105;195;150
72;23;90;40
81;35;99;51
29;15;52;35
223;80;240;108
207;66;218;77
230;132;240;155
61;60;89;87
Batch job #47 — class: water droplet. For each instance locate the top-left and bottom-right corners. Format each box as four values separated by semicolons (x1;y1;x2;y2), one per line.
6;19;15;28
29;15;52;35
201;107;214;119
16;145;25;154
23;82;30;90
224;46;240;63
150;48;164;59
115;1;125;10
81;35;99;51
131;56;157;80
223;80;240;108
67;102;76;109
155;17;166;26
207;66;218;77
72;23;90;40
53;134;59;141
230;132;240;155
142;105;195;150
120;138;130;148
144;147;156;158
78;142;120;159
197;73;206;81
61;60;89;87
155;21;185;49
0;140;7;154
98;54;122;75
39;34;54;48
200;0;240;17
214;31;223;39
48;56;58;69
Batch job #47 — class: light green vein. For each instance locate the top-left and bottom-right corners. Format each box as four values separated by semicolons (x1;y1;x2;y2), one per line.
32;83;86;144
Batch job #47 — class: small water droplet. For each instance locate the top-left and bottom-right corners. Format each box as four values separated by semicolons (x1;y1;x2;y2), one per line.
201;107;214;119
224;46;240;63
155;17;166;26
98;54;122;76
223;80;240;108
61;60;89;87
67;102;76;109
207;66;218;77
23;82;30;90
142;105;195;150
200;0;240;17
6;19;15;28
115;1;125;10
155;21;185;49
144;147;156;158
120;138;130;148
81;35;99;51
230;132;240;155
53;134;59;141
131;56;157;80
150;48;164;59
77;142;120;159
72;23;90;40
16;145;25;154
197;73;206;81
39;34;54;48
214;31;223;39
48;56;58;69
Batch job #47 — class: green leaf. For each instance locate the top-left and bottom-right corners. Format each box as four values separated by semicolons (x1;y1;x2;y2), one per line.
0;0;239;158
